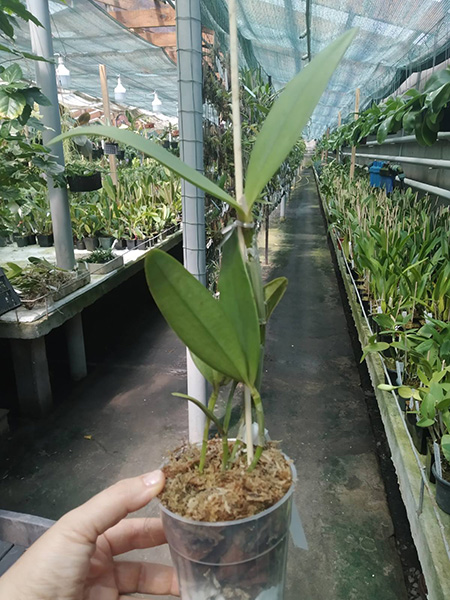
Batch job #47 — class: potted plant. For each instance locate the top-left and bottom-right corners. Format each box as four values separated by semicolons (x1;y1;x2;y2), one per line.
82;247;123;275
66;160;102;192
32;191;54;247
52;30;356;599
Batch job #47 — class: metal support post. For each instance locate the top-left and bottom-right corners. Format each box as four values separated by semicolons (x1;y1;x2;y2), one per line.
176;0;207;443
64;314;87;381
280;194;286;219
26;0;75;271
99;64;118;185
10;338;52;417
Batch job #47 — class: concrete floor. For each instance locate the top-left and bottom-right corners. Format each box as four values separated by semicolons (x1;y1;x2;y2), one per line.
0;174;408;599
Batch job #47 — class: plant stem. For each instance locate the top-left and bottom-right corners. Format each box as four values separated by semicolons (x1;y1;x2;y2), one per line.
199;388;218;473
244;385;254;465
222;381;238;470
228;0;246;214
248;386;265;471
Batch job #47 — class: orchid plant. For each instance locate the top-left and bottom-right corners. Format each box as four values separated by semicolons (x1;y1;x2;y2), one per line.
51;30;357;471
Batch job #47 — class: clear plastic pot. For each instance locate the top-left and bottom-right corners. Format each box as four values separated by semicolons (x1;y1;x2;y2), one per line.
160;461;296;600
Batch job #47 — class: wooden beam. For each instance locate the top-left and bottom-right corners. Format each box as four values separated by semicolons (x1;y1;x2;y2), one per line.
164;47;177;64
137;29;176;47
109;8;175;28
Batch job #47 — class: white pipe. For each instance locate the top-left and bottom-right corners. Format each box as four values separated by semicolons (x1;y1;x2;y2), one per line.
364;132;450;146
403;178;450;201
343;151;450;170
176;0;207;443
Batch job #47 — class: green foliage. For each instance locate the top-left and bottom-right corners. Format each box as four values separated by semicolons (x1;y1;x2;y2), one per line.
324;66;450;150
52;34;356;470
245;28;357;209
85;248;115;264
321;161;450;470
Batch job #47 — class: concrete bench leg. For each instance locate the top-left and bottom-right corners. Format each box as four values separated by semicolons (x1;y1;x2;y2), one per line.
10;338;52;417
64;313;87;381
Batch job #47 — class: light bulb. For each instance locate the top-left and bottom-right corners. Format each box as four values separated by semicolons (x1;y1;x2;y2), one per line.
56;56;71;89
114;75;126;103
152;91;162;111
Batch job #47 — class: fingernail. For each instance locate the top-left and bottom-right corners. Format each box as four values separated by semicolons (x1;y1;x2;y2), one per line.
143;469;164;487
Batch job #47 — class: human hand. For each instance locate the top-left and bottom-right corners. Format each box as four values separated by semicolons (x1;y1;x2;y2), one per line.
0;470;179;599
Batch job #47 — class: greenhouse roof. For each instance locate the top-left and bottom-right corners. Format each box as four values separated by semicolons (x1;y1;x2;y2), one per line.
6;1;450;137
203;0;450;138
9;0;179;117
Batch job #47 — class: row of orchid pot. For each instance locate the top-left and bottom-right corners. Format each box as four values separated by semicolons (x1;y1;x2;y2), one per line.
319;161;450;509
0;159;182;251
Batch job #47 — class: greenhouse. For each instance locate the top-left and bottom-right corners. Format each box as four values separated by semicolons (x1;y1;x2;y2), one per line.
1;0;450;599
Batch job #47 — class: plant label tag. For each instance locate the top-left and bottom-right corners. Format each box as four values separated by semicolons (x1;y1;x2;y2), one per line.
395;361;404;385
434;442;442;479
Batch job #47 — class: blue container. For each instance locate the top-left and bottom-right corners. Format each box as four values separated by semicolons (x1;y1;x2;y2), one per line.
369;160;395;193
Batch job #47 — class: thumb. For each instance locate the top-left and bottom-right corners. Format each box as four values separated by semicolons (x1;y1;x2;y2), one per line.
59;470;165;542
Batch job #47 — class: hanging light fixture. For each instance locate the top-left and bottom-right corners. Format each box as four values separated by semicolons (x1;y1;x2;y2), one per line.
152;91;162;112
56;56;71;89
114;75;126;103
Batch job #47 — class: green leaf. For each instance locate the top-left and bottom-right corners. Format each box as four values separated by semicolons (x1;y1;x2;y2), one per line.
378;383;397;392
190;352;230;388
244;28;357;209
376;115;394;144
22;87;51;107
397;386;419;400
416;417;435;428
172;393;225;435
1;63;23;84
49;125;243;217
144;250;248;383
264;276;288;320
0;90;26;119
218;230;260;385
0;12;14;39
442;434;450;463
360;341;390;362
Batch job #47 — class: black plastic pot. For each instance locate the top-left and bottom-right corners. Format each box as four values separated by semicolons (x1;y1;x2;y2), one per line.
163;140;170;149
431;463;450;514
171;141;178;149
98;236;114;249
83;236;99;252
117;150;125;160
74;239;86;250
114;239;126;250
14;234;29;247
104;142;118;155
68;172;102;192
406;413;428;455
126;239;136;250
27;234;36;245
92;148;103;159
0;235;9;247
37;233;54;247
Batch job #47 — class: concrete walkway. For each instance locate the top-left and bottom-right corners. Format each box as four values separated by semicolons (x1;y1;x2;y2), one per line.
0;174;407;599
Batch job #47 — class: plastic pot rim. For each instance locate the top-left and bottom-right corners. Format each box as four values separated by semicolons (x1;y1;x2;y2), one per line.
159;453;297;528
432;463;450;488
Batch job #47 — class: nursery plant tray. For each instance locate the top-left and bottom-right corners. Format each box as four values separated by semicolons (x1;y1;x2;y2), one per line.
51;271;91;303
85;256;124;275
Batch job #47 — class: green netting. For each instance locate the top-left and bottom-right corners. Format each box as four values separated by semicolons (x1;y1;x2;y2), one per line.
5;1;450;136
202;0;450;138
6;0;179;116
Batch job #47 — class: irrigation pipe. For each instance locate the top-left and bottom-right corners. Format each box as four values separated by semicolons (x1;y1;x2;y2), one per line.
313;167;450;563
